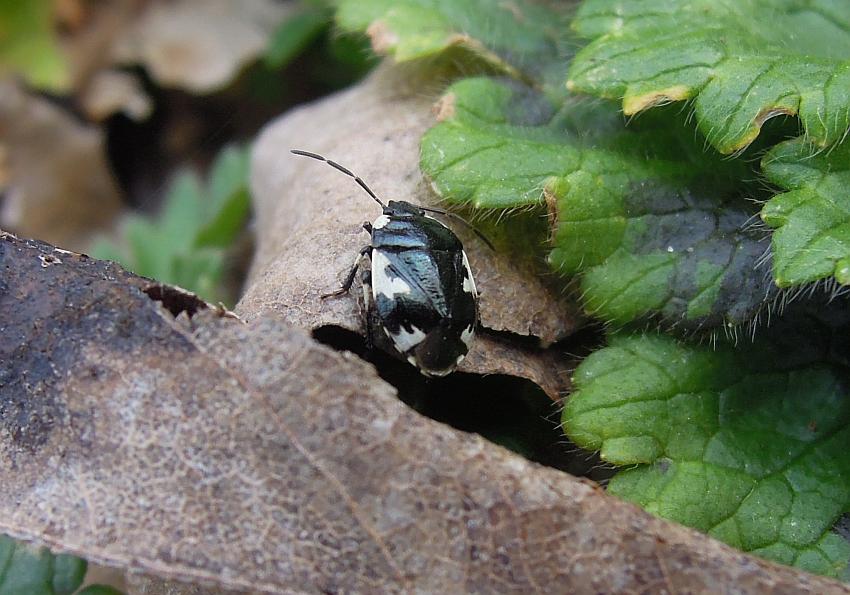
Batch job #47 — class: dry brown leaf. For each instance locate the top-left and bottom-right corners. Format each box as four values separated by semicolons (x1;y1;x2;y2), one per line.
111;0;292;93
83;563;127;593
81;69;153;122
59;0;139;91
34;0;151;121
240;65;582;398
0;80;123;251
1;230;847;594
127;574;241;595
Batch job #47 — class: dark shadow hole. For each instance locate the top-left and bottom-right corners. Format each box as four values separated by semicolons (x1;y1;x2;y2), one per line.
312;325;614;483
835;513;850;543
834;514;850;580
143;284;207;318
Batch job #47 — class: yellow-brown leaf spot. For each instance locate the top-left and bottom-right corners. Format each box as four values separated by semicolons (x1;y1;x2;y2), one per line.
623;85;691;115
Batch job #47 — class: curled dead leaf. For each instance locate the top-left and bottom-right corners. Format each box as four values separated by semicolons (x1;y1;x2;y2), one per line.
111;0;292;93
240;64;582;398
0;81;123;251
1;230;846;593
81;69;153;122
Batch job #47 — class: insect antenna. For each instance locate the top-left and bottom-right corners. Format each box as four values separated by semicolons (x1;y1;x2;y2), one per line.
291;149;386;208
419;205;496;251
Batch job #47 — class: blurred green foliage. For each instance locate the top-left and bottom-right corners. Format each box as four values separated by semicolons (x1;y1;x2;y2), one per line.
91;146;251;304
264;5;331;70
0;0;68;90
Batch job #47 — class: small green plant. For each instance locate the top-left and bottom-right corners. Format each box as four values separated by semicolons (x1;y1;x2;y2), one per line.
0;534;121;595
337;0;850;579
91;146;251;304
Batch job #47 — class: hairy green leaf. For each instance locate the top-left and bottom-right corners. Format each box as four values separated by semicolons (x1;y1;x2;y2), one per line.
91;145;251;303
422;77;774;330
0;0;69;91
0;534;86;595
335;0;569;88
762;137;850;286
568;0;850;154
562;329;850;578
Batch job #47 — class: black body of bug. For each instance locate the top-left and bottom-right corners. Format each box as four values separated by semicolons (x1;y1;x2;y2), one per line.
291;149;480;377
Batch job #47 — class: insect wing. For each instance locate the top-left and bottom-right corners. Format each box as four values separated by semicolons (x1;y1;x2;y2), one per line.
371;248;476;358
371;249;444;343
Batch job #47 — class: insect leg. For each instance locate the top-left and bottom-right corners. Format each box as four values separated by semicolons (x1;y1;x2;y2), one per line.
361;268;374;350
321;245;372;299
362;221;372;234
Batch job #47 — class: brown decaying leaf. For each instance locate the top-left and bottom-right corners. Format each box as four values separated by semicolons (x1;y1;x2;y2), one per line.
240;65;582;398
126;574;242;595
2;230;849;593
81;69;153;122
110;0;292;94
0;81;123;251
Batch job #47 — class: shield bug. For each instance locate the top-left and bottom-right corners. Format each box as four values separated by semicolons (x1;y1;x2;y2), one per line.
291;149;490;377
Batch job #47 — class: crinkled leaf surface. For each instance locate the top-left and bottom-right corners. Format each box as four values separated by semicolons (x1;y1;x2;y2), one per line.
568;0;850;154
562;329;850;579
422;76;775;330
7;232;847;593
762;137;850;286
0;534;86;595
335;0;569;88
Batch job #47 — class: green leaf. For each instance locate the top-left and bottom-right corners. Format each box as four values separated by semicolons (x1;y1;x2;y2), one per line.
124;216;172;283
159;173;205;249
264;6;330;69
562;331;850;578
762;137;850;287
0;535;87;595
0;0;69;91
195;146;252;248
422;76;774;330
90;145;251;303
568;0;850;154
335;0;570;88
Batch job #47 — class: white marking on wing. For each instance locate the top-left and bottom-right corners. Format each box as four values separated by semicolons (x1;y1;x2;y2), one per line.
373;214;391;229
371;250;412;297
389;325;427;352
460;325;474;348
461;251;477;295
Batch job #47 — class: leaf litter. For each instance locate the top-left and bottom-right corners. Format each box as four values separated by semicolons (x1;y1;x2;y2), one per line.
2;223;846;593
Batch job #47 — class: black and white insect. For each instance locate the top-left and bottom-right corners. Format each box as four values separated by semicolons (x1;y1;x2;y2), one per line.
292;149;488;377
